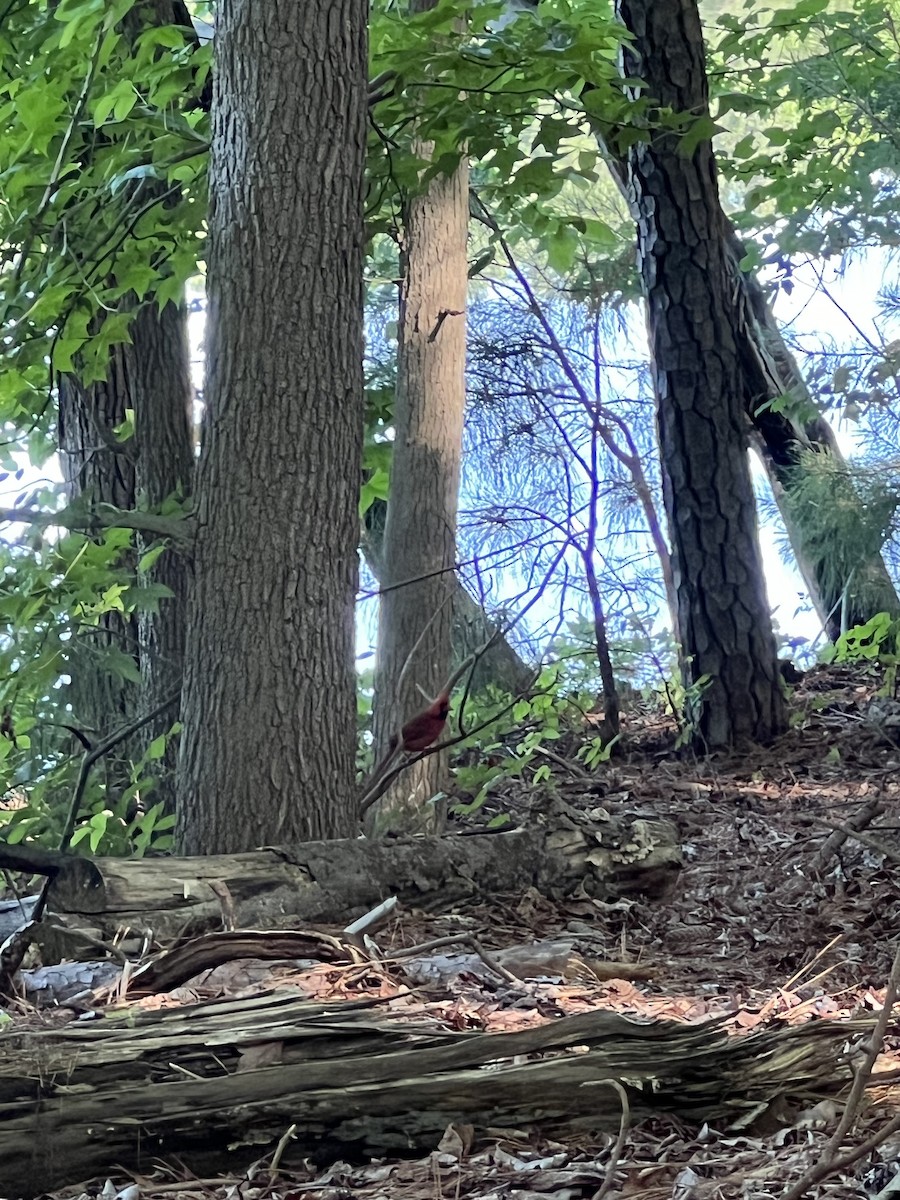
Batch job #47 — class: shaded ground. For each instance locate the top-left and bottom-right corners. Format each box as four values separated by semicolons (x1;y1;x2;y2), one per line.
13;663;900;1199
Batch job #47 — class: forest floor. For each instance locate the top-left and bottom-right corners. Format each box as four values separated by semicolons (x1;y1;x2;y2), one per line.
25;662;900;1200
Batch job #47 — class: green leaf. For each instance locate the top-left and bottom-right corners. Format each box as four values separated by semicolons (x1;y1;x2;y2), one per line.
103;645;142;684
732;135;756;160
138;543;167;572
679;115;720;158
546;223;579;273
359;467;390;516
147;734;167;761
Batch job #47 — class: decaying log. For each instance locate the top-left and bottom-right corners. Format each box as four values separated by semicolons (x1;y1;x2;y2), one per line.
24;821;680;942
0;990;866;1198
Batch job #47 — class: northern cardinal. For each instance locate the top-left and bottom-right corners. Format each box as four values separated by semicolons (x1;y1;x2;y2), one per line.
358;688;456;818
357;655;479;819
397;691;451;752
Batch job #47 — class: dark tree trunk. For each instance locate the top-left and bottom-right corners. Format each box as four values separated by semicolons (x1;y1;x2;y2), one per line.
129;295;195;812
124;3;199;813
584;425;619;739
372;2;470;833
592;87;899;643
54;0;198;809
58;359;140;771
176;0;367;852
58;292;194;805
615;0;785;747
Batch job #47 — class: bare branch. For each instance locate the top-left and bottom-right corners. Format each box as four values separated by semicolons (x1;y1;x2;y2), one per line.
0;504;193;548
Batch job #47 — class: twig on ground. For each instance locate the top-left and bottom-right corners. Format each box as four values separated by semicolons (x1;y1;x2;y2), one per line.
533;744;592;781
587;1079;630;1200
809;813;900;867
782;938;900;1200
782;933;844;992
384;932;523;987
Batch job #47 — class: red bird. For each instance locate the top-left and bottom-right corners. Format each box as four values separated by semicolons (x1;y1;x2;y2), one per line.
398;691;451;752
358;681;461;817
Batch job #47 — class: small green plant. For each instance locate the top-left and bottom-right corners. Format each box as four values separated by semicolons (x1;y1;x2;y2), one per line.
673;671;713;750
825;611;900;696
0;722;179;857
577;732;621;769
451;667;618;817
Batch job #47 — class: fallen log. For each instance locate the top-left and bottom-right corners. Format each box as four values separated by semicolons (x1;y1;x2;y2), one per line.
16;820;680;944
0;990;866;1198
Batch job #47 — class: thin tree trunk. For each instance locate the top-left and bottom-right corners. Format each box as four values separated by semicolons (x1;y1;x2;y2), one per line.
58;359;140;775
615;0;785;748
371;0;470;833
584;421;619;738
129;294;194;813
176;0;367;853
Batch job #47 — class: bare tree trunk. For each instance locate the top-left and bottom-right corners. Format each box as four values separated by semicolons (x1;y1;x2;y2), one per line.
584;422;619;739
176;0;367;853
615;0;785;748
371;1;470;833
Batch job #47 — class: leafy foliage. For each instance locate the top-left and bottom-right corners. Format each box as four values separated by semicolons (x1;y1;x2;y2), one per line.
826;610;900;696
711;0;900;258
779;448;900;617
1;0;209;400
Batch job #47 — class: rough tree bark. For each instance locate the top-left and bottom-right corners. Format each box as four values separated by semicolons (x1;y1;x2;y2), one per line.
58;295;193;810
1;994;856;1200
615;0;786;747
13;818;680;942
55;0;197;809
58;358;140;765
128;295;194;811
592;59;900;642
176;1;367;852
372;0;470;833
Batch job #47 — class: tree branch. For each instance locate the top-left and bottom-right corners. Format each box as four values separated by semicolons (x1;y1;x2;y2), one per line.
0;504;193;548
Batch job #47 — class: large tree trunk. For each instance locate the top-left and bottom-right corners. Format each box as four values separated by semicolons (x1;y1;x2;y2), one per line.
372;4;470;833
113;3;198;813
615;0;785;748
176;1;367;853
55;0;198;809
59;294;194;808
592;95;900;643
